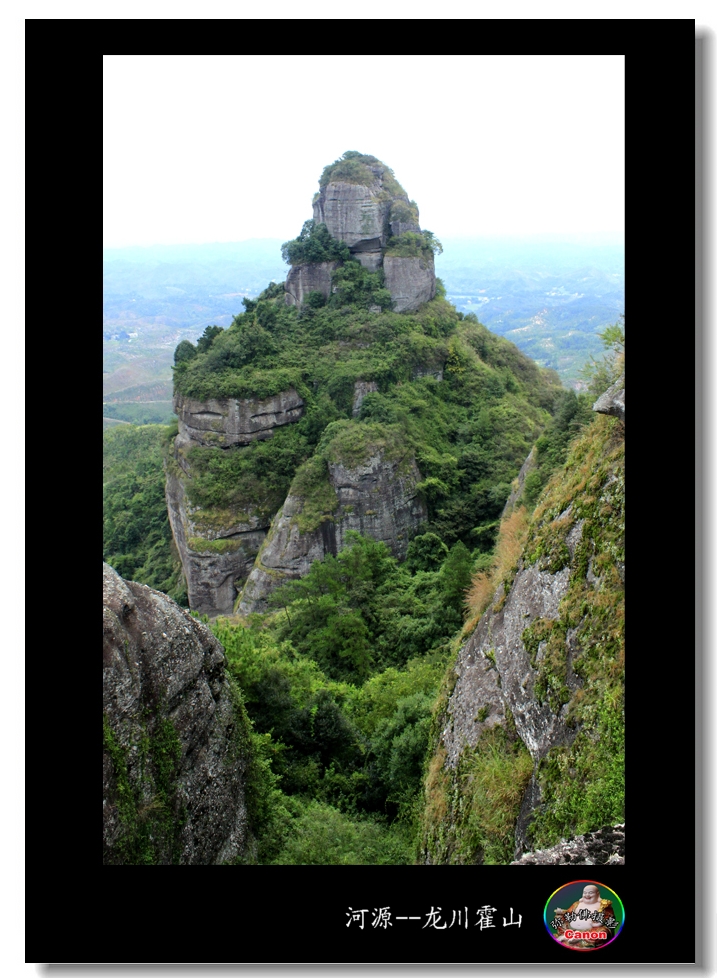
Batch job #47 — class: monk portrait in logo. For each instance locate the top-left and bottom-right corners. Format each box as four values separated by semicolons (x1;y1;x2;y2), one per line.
552;884;618;949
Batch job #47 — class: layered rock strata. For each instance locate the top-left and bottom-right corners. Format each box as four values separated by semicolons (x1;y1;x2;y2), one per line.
238;450;427;614
313;179;391;251
103;563;253;864
173;389;304;450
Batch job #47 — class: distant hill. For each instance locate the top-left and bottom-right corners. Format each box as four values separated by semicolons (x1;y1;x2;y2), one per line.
436;236;624;386
103;235;623;424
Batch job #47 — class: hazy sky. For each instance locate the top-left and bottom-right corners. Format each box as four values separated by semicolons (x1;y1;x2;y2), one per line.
103;55;624;248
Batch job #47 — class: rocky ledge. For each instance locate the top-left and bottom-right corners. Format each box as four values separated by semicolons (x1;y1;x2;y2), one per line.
173;389;304;450
593;374;625;422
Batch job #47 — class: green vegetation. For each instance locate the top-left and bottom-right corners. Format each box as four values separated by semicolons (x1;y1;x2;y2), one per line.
103;198;622;863
420;723;533;865
102;401;176;426
173;283;562;552
389;198;420;226
524;411;625;846
212;610;447;864
419;323;624;863
385;231;442;261
318;151;407;199
103;424;187;604
267;531;473;683
103;708;185;865
281;220;351;267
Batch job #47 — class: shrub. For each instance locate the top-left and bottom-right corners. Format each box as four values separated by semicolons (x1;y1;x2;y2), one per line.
281;220;350;266
174;340;197;365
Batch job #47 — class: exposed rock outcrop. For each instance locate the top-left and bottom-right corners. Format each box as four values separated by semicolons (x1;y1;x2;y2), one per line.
238;448;427;614
511;824;625;866
285;261;338;308
165;466;268;617
173;389;304;450
420;412;624;865
352;380;379;417
103;563;253;864
286;153;436;313
502;446;538;517
383;254;437;313
440;560;576;772
593;374;625;422
313;179;392;251
167;387;306;616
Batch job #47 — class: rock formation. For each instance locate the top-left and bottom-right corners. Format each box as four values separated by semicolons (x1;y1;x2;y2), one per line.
287;153;436;313
511;824;625;866
103;563;254;864
313;179;390;256
165;465;268;617
173;389;304;450
351;380;378;417
383;254;436;313
593;373;625;422
285;261;338;308
238;440;427;614
166;388;306;617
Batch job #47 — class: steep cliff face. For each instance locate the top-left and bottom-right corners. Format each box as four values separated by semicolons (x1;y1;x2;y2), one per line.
420;408;624;865
238;436;427;614
167;388;306;616
383;254;436;313
285;261;338;307
103;563;254;864
165;465;268;617
313;179;391;253
287;152;436;313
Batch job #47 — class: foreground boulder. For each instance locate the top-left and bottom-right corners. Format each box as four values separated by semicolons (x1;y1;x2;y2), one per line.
103;563;254;864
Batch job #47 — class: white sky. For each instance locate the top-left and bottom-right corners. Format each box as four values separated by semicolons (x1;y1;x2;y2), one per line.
103;55;624;248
